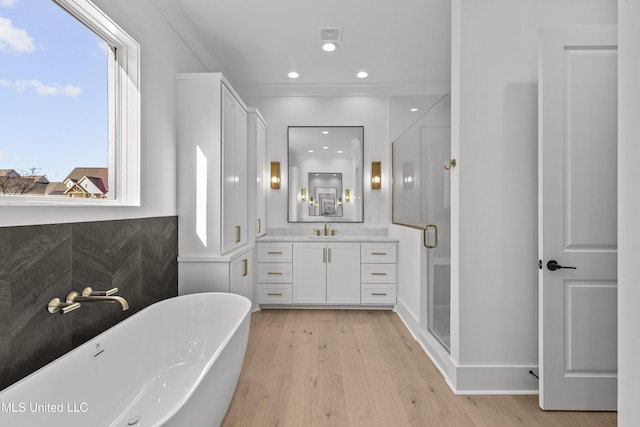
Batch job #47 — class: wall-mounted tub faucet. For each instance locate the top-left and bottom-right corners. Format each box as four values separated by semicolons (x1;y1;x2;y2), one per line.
66;287;129;311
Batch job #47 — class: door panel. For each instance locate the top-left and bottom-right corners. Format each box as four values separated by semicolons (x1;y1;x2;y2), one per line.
222;86;237;253
235;102;248;246
292;243;326;304
564;48;617;250
539;25;617;411
326;243;360;304
565;281;617;373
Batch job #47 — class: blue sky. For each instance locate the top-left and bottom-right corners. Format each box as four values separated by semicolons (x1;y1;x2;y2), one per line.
0;0;107;181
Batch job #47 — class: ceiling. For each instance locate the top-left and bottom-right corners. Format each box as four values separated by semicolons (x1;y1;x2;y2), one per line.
159;0;451;96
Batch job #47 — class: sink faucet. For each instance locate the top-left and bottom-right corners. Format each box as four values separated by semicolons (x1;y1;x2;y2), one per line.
324;219;328;236
66;287;129;311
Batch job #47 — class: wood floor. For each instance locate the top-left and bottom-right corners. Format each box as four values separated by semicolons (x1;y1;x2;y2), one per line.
222;309;616;427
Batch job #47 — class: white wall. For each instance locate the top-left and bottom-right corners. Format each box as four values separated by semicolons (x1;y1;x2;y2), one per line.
617;0;639;424
242;96;390;231
451;0;616;389
0;0;213;227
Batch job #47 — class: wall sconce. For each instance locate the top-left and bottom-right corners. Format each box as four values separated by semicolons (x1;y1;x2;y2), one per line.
345;189;351;202
309;196;314;206
270;161;280;189
338;197;343;206
301;188;306;202
371;161;381;189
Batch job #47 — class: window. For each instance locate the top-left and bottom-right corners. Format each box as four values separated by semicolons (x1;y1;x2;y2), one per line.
0;0;139;205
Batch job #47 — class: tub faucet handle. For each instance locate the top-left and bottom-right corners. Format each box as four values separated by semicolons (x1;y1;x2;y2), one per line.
82;287;118;297
48;298;81;314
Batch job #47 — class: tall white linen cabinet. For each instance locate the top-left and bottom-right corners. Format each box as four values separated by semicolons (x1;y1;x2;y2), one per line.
176;73;265;303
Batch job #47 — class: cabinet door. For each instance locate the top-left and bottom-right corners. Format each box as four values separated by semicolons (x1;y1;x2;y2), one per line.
255;116;266;237
293;242;326;304
222;86;238;253
221;86;248;252
235;102;248;245
231;251;253;303
327;243;361;304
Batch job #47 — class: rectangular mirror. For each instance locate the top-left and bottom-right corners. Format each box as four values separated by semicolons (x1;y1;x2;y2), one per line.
288;126;364;222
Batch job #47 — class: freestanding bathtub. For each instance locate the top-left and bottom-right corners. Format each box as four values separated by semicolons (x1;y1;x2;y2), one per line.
0;292;251;427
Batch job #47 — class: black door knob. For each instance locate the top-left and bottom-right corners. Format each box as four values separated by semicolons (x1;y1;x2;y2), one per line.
547;260;577;271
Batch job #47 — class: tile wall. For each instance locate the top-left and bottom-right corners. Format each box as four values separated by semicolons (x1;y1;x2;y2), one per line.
0;216;178;390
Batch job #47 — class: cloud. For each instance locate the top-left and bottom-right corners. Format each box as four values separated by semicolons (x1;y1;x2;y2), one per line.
0;0;19;8
0;78;10;87
14;80;82;97
0;16;34;54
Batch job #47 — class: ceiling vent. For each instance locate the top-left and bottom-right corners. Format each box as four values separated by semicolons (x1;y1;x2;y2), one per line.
320;27;343;43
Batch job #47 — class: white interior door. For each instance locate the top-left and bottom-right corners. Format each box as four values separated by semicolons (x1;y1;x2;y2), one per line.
538;25;617;411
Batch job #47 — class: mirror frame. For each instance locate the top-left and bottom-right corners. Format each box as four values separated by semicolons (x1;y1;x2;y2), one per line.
287;126;364;223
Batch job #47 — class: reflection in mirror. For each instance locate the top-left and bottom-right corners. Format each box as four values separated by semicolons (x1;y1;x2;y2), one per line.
308;173;343;217
288;126;363;222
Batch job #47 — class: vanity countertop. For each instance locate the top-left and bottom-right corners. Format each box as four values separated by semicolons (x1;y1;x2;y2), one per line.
256;234;399;243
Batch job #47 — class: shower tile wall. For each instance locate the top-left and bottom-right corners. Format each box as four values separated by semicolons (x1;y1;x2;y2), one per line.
0;216;178;391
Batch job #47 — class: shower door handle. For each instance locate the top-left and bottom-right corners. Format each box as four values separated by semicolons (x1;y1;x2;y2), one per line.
423;224;438;249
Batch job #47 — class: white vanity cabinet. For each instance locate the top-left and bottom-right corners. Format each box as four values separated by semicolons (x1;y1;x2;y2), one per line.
257;239;397;307
177;72;248;257
292;242;361;305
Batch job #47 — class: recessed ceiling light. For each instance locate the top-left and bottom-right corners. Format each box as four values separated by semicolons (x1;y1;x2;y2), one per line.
337;150;343;153
410;107;419;112
322;42;338;52
288;71;299;79
322;131;329;135
323;146;328;150
357;71;368;79
308;150;314;153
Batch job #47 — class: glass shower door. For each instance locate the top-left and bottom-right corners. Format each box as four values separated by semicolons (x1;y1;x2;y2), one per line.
392;92;451;352
422;94;451;351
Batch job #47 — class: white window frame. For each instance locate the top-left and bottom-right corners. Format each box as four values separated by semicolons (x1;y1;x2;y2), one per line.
0;0;140;206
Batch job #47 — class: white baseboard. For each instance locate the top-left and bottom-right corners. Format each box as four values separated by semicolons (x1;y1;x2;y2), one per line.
395;297;540;395
452;364;539;395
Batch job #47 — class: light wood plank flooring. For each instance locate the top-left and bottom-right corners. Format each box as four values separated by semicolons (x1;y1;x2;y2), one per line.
222;309;616;427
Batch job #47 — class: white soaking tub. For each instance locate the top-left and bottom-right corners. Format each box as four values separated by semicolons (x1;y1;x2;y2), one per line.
0;292;251;427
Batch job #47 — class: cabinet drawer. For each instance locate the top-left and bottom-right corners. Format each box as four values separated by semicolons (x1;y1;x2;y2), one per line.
257;242;293;262
258;284;292;304
361;264;396;283
361;284;396;304
257;263;293;283
361;243;397;263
